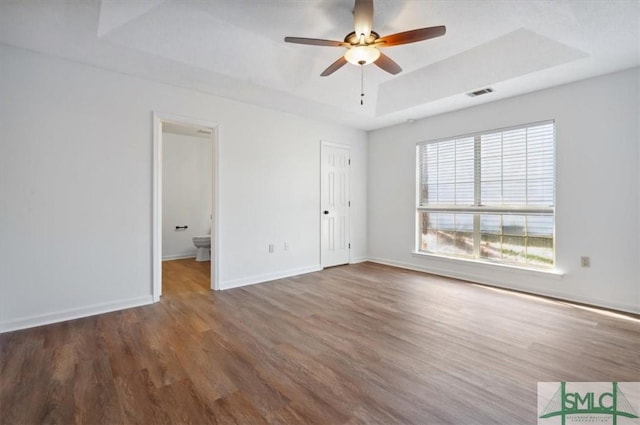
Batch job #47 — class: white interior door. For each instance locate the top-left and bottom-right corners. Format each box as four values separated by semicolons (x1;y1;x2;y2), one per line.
321;143;350;268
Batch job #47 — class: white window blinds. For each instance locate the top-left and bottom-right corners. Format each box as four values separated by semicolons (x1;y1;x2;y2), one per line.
416;121;555;268
480;123;554;207
420;137;475;206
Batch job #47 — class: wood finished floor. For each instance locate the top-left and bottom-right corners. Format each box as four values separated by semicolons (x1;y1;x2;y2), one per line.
1;260;638;424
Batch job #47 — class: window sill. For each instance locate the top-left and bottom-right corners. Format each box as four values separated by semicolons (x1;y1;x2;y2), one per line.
411;251;565;279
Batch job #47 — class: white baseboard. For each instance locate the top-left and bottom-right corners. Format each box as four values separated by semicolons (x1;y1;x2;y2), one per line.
367;257;640;315
220;265;323;290
162;254;196;261
0;295;154;333
367;257;439;274
349;256;368;264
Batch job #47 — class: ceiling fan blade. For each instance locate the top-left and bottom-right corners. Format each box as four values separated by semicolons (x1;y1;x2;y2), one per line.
376;26;446;47
374;52;402;75
284;37;348;47
321;56;348;77
353;0;373;38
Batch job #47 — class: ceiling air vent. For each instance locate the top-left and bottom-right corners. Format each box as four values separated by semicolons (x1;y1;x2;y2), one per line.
467;87;494;97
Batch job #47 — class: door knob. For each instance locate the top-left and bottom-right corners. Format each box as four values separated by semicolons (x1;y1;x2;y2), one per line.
323;210;329;215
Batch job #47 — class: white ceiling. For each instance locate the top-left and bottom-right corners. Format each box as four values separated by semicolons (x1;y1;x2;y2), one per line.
1;0;638;131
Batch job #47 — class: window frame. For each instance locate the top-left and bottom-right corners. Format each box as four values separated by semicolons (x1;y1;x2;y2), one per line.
415;120;556;269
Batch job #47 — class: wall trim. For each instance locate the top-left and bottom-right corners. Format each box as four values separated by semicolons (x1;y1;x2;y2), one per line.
162;254;197;261
321;140;351;149
0;295;154;333
221;265;323;290
367;257;640;315
350;257;368;264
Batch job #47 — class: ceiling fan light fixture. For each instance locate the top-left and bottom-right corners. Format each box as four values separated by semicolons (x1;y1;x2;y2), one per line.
344;45;380;65
283;0;446;77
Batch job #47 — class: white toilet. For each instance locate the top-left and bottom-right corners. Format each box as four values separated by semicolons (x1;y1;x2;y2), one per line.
192;235;211;261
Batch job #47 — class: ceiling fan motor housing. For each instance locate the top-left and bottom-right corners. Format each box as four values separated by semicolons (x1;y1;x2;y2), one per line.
344;31;380;45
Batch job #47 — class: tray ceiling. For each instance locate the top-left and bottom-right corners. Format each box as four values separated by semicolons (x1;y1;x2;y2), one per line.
0;0;638;130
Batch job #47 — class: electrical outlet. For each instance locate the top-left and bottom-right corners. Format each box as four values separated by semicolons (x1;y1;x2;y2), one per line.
581;256;590;267
268;244;274;253
284;242;289;251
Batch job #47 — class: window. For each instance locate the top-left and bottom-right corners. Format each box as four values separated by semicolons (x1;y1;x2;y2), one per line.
417;121;555;268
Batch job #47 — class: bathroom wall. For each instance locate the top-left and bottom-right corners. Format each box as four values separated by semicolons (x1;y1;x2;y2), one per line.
162;132;212;260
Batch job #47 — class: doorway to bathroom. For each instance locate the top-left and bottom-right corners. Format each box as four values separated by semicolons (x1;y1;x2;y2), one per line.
152;113;219;300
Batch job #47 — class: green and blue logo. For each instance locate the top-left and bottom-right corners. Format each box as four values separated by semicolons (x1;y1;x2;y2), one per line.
538;382;639;424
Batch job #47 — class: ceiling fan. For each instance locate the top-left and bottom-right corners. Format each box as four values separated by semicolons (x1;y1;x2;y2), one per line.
284;0;446;77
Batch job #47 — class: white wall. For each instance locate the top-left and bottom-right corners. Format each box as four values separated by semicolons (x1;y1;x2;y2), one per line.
0;45;368;331
368;67;640;314
162;132;212;260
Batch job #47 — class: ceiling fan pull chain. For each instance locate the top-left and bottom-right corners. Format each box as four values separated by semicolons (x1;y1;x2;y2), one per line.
360;65;365;105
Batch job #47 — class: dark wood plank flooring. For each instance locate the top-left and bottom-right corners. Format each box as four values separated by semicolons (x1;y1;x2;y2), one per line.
1;260;638;424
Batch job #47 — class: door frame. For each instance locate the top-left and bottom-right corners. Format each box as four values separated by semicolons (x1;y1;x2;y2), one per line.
320;141;351;268
152;112;220;301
